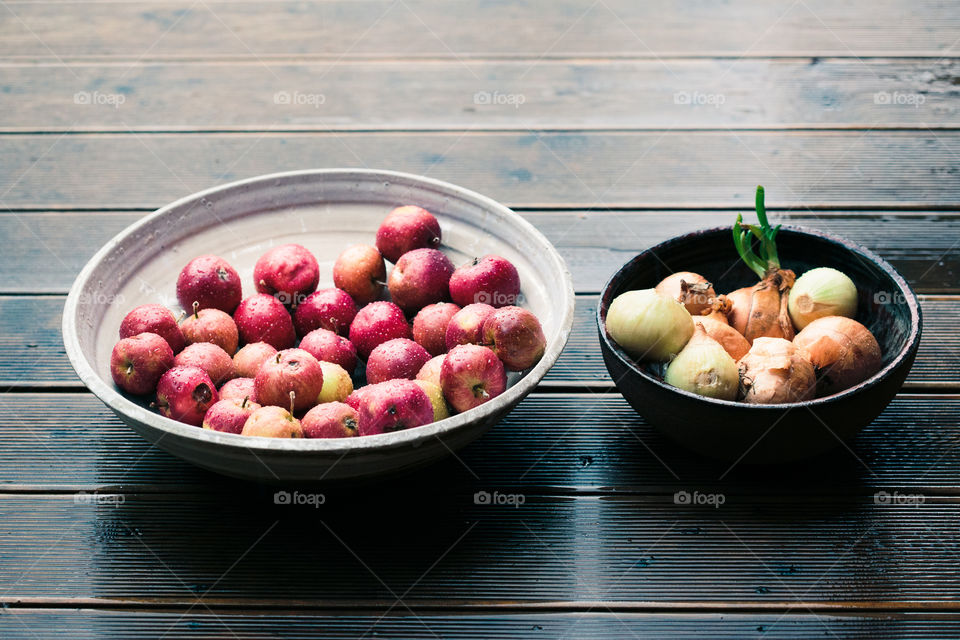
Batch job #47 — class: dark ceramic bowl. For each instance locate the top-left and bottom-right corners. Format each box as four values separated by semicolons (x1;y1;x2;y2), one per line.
597;226;922;463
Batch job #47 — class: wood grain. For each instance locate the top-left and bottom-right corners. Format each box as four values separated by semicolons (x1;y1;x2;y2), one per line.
0;491;958;604
4;59;958;132
4;211;960;294
2;132;958;210
1;0;957;59
4;131;960;210
2;392;959;493
3;609;960;638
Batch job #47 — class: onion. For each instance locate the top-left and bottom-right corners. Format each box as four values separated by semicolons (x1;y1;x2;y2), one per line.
726;269;796;343
787;267;858;330
605;289;694;362
664;326;739;400
694;314;751;361
737;337;816;404
793;316;882;396
655;272;716;316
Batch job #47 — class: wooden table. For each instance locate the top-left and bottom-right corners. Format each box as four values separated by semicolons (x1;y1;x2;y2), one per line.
2;1;959;637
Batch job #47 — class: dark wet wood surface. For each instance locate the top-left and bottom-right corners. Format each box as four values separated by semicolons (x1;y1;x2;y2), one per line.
2;1;959;637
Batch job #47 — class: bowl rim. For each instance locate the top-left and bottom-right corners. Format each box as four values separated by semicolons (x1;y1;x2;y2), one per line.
596;224;922;409
62;168;576;453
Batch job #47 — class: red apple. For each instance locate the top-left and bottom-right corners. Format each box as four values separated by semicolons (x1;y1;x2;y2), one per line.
481;306;547;371
155;365;218;426
302;402;359;438
387;248;454;313
180;304;239;354
119;304;186;353
253;243;320;307
232;342;278;378
293;287;357;337
203;396;260;434
348;301;411;360
176;254;242;314
344;386;366;412
174;342;236;385
299;328;358;373
365;338;431;385
233;294;296;350
375;205;442;263
354;379;434;436
445;303;495;351
254;348;324;413
333;244;386;305
414;379;449;421
317;361;354;403
241;405;303;438
440;344;507;413
415;355;445;387
413;302;461;356
218;377;256;402
110;332;175;395
449;255;520;308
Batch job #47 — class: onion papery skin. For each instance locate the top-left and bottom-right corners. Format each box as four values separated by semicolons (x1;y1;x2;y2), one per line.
694;315;751;361
664;327;739;400
655;272;716;316
726;269;796;344
788;267;858;330
605;289;694;362
793;316;882;397
737;337;816;404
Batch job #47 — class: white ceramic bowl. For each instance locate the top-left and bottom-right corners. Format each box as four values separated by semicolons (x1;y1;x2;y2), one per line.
63;169;575;483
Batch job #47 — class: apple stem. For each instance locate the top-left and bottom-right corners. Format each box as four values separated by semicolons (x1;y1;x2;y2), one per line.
241;396;249;409
289;390;296;414
125;363;133;375
175;310;187;324
192;300;199;319
275;353;282;364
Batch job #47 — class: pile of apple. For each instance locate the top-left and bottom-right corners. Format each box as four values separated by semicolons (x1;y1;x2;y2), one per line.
110;205;547;439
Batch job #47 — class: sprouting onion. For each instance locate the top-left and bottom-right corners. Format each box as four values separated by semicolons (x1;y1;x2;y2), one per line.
727;186;796;343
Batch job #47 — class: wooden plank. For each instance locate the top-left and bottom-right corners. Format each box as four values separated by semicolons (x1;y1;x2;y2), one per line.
2;294;957;390
1;491;959;604
4;609;960;638
4;211;960;295
3;392;960;493
4;59;959;132
2;131;958;209
1;1;957;59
